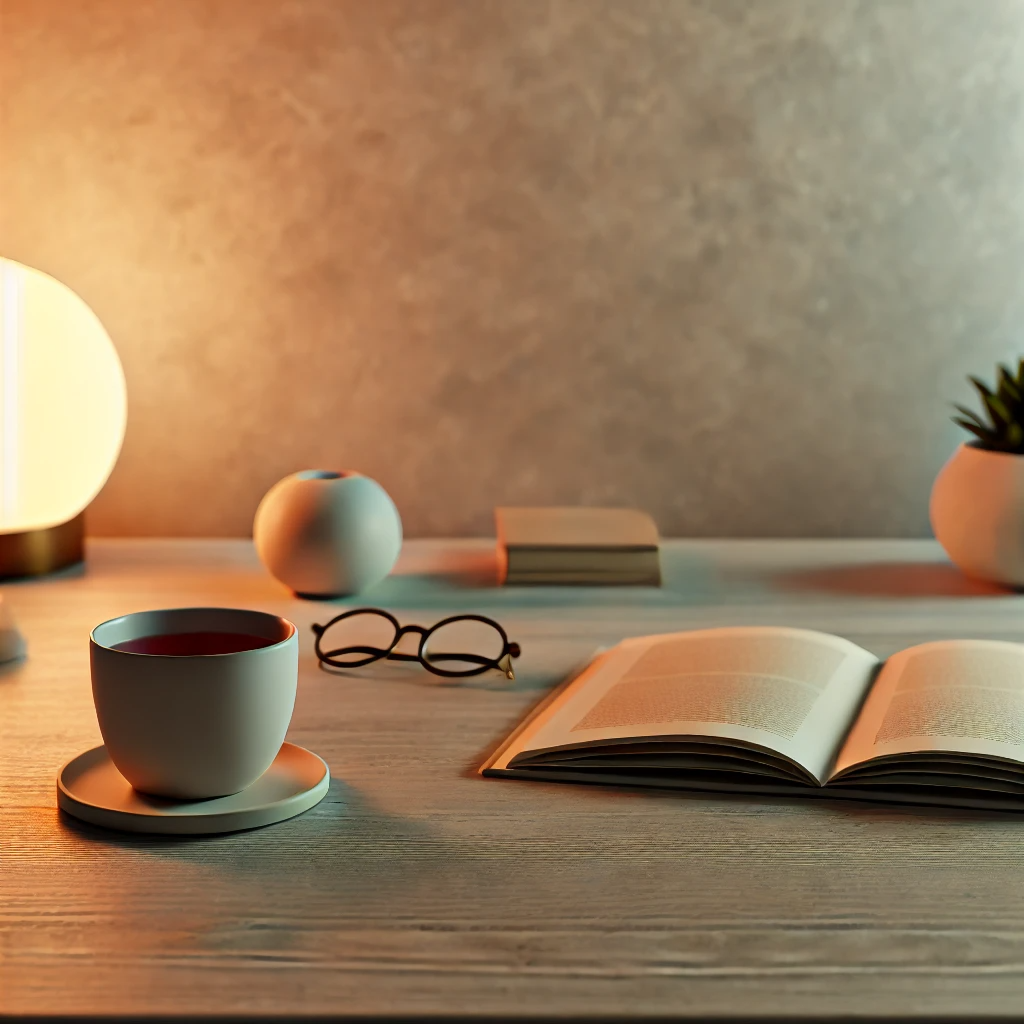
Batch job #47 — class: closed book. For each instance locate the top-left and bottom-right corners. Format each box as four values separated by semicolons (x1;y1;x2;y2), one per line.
495;507;661;586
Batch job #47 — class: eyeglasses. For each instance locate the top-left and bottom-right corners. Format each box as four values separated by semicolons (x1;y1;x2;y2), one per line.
311;608;522;680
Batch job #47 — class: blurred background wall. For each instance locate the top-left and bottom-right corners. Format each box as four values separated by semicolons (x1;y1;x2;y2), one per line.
3;0;1024;538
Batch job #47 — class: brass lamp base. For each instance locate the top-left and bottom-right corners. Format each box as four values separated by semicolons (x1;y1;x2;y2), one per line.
0;514;85;579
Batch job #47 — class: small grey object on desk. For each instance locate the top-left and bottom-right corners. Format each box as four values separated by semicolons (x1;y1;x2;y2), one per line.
0;595;26;661
253;470;403;597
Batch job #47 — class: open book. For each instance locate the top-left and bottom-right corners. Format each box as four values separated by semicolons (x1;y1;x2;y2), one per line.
481;627;1024;811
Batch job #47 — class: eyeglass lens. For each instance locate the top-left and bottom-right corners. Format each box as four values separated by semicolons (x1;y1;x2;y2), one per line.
318;610;398;665
422;618;506;671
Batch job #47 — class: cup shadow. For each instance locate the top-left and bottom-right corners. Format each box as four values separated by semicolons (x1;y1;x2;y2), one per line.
56;776;424;852
54;777;487;901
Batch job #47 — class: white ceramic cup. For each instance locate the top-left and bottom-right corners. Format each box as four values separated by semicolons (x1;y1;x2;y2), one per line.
90;607;299;799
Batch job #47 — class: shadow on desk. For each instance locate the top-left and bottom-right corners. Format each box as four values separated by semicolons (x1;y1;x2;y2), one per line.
55;776;454;877
0;657;26;684
313;548;719;613
469;769;1024;823
773;562;1012;598
58;771;1016;871
314;653;571;693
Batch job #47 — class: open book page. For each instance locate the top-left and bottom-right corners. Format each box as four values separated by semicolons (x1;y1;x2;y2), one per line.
490;627;880;785
830;640;1024;782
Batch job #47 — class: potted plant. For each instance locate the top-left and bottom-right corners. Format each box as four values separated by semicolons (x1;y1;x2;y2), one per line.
930;360;1024;585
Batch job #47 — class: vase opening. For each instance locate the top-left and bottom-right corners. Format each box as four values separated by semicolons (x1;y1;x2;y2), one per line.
297;470;347;481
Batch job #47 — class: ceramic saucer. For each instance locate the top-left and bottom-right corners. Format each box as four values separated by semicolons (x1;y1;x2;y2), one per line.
57;742;329;835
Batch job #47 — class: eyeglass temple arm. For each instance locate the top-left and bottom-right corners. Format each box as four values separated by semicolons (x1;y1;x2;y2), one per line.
422;649;518;680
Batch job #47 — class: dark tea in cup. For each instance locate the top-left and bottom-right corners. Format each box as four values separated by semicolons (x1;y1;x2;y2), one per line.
110;632;277;656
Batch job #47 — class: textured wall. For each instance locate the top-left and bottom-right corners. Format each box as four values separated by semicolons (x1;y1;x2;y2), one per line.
3;0;1024;538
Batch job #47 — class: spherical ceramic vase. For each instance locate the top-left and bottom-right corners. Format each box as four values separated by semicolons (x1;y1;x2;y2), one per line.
930;443;1024;587
253;471;403;597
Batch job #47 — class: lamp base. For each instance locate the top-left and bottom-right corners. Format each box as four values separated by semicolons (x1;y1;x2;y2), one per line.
0;514;85;579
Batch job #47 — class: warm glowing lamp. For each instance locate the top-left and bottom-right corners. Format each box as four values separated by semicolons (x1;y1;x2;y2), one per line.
0;258;126;577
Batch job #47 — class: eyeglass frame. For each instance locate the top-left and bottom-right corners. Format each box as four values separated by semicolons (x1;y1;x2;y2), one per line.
311;607;522;679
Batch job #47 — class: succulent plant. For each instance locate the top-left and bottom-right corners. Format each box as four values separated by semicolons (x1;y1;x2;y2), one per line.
953;361;1024;454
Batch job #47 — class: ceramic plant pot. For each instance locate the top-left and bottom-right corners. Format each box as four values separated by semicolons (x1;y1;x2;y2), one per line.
930;443;1024;586
253;470;403;597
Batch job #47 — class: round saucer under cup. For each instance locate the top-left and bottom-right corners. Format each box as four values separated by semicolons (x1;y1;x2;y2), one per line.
57;742;329;835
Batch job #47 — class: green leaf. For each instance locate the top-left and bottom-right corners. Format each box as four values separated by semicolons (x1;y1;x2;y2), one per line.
985;395;1012;426
998;364;1021;402
953;404;989;429
970;376;996;415
953;417;997;445
960;367;1024;448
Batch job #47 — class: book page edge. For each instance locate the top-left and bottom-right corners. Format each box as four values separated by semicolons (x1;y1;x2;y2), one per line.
479;648;610;775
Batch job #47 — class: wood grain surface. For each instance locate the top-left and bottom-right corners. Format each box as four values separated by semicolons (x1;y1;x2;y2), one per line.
6;538;1024;1018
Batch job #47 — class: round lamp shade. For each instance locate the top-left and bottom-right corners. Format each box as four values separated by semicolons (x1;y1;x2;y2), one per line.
0;259;126;562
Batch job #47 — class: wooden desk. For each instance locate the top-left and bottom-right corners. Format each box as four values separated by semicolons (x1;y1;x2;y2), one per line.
5;538;1024;1019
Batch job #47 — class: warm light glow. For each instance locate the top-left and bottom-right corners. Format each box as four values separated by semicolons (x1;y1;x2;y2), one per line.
0;259;126;532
